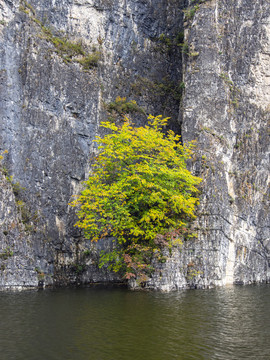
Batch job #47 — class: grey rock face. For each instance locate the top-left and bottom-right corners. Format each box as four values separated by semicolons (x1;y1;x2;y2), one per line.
0;0;269;290
0;0;185;288
0;171;39;289
178;0;270;289
128;0;270;291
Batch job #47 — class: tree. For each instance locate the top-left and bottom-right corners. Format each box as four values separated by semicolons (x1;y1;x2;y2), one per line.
71;115;202;280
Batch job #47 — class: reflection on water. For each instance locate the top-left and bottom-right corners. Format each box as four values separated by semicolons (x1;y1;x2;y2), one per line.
0;285;269;360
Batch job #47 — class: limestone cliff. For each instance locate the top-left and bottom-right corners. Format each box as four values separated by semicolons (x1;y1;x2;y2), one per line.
0;0;269;290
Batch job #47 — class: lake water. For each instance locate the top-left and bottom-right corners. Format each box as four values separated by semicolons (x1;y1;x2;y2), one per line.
0;284;269;360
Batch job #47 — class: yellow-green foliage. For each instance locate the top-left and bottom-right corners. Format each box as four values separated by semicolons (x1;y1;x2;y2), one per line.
77;52;101;69
41;28;99;68
19;1;100;69
0;150;7;163
49;36;85;57
183;4;200;21
107;96;145;116
0;247;14;260
71;115;202;279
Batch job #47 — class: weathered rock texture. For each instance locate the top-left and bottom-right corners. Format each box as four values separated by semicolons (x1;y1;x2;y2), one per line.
0;170;38;289
0;0;269;290
141;0;270;291
180;0;270;289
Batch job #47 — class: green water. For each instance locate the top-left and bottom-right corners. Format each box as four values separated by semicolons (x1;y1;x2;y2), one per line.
0;285;269;359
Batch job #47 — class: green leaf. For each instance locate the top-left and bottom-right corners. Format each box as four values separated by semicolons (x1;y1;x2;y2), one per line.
70;114;202;279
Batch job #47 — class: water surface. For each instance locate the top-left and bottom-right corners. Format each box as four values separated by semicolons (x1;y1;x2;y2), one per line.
0;285;269;359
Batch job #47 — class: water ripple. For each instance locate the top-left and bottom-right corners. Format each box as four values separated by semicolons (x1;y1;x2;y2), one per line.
0;285;269;359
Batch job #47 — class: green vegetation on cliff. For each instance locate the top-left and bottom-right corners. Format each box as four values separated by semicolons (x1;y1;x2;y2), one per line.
71;115;202;281
19;0;100;69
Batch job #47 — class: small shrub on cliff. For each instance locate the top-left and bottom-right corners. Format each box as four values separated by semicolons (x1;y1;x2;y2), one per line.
107;97;145;116
0;149;8;163
71;115;202;280
77;51;101;69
